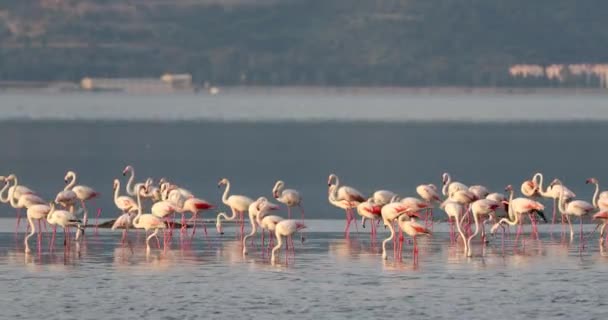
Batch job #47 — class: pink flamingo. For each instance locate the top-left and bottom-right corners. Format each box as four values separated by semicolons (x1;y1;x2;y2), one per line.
271;219;306;264
441;173;468;198
490;185;545;244
533;173;575;229
24;204;51;254
64;171;100;235
381;202;419;260
132;185;166;253
272;180;304;220
554;180;594;245
372;189;397;206
3;174;37;232
327;173;366;204
243;197;279;255
328;184;361;238
46;202;82;249
397;215;431;263
592;211;608;245
466;199;500;257
586;177;608;210
416;184;440;227
468;185;490;200
356;198;382;242
178;197;215;238
216;178;253;238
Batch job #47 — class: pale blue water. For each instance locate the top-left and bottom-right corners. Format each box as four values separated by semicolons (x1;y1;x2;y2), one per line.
1;91;607;319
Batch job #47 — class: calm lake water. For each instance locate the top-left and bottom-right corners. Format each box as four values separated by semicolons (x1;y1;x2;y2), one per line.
1;91;608;319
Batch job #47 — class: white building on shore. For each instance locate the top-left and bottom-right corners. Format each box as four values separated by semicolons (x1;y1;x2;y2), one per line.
80;74;194;93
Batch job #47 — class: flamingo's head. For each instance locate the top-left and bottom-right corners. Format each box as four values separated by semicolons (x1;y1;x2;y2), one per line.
273;180;284;198
137;184;147;194
112;179;119;190
586;177;598;184
504;185;513;192
441;173;449;185
550;178;562;187
64;170;75;183
217;178;228;188
295;222;307;230
122;165;133;176
524;180;536;189
216;221;224;235
5;174;15;181
327;174;337;187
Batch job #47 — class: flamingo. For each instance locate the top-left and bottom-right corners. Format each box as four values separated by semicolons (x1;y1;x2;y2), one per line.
466;199;500;257
490;185;545;242
440;200;468;249
257;214;284;251
271;219;306;264
46;202;82;248
243;197;279;255
381;202;419;260
592;211;608;245
486;192;510;220
416;184;440;227
151;200;179;243
177;197;215;238
554;180;594;244
111;212;136;245
327;173;366;204
3;174;36;231
161;182;194;205
586;177;608;210
521;179;538;197
356;198;382;241
132;185;166;253
328;184;361;238
272;180;304;220
122;165;149;197
24;204;51;253
372;190;397;206
468;185;490;200
397;215;431;263
112;179;139;213
532;173;575;228
441;173;468;198
64;171;100;235
216;178;253;237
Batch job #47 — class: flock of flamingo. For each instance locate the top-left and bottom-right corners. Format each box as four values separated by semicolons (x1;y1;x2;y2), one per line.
3;167;608;265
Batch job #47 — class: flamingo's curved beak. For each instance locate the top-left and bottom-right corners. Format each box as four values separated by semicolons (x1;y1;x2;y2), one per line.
216;223;223;235
586;178;592;184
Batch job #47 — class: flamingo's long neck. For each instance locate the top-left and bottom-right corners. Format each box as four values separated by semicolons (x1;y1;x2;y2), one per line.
132;189;144;228
46;205;54;223
534;173;549;197
381;221;396;259
221;181;231;206
9;181;18;208
557;183;566;214
466;208;481;255
592;182;600;208
114;181;121;203
0;182;10;203
442;174;451;196
125;168;135;196
65;173;76;191
24;216;36;252
243;211;258;251
328;186;343;208
271;230;283;260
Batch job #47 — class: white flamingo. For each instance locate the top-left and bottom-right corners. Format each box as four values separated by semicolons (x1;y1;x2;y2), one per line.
216;178;253;237
272;180;304;220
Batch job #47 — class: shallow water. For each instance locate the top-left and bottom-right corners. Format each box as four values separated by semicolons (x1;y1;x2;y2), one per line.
2;218;608;319
2;92;608;318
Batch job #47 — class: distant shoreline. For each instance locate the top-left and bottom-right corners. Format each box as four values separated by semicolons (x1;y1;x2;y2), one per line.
1;84;608;95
